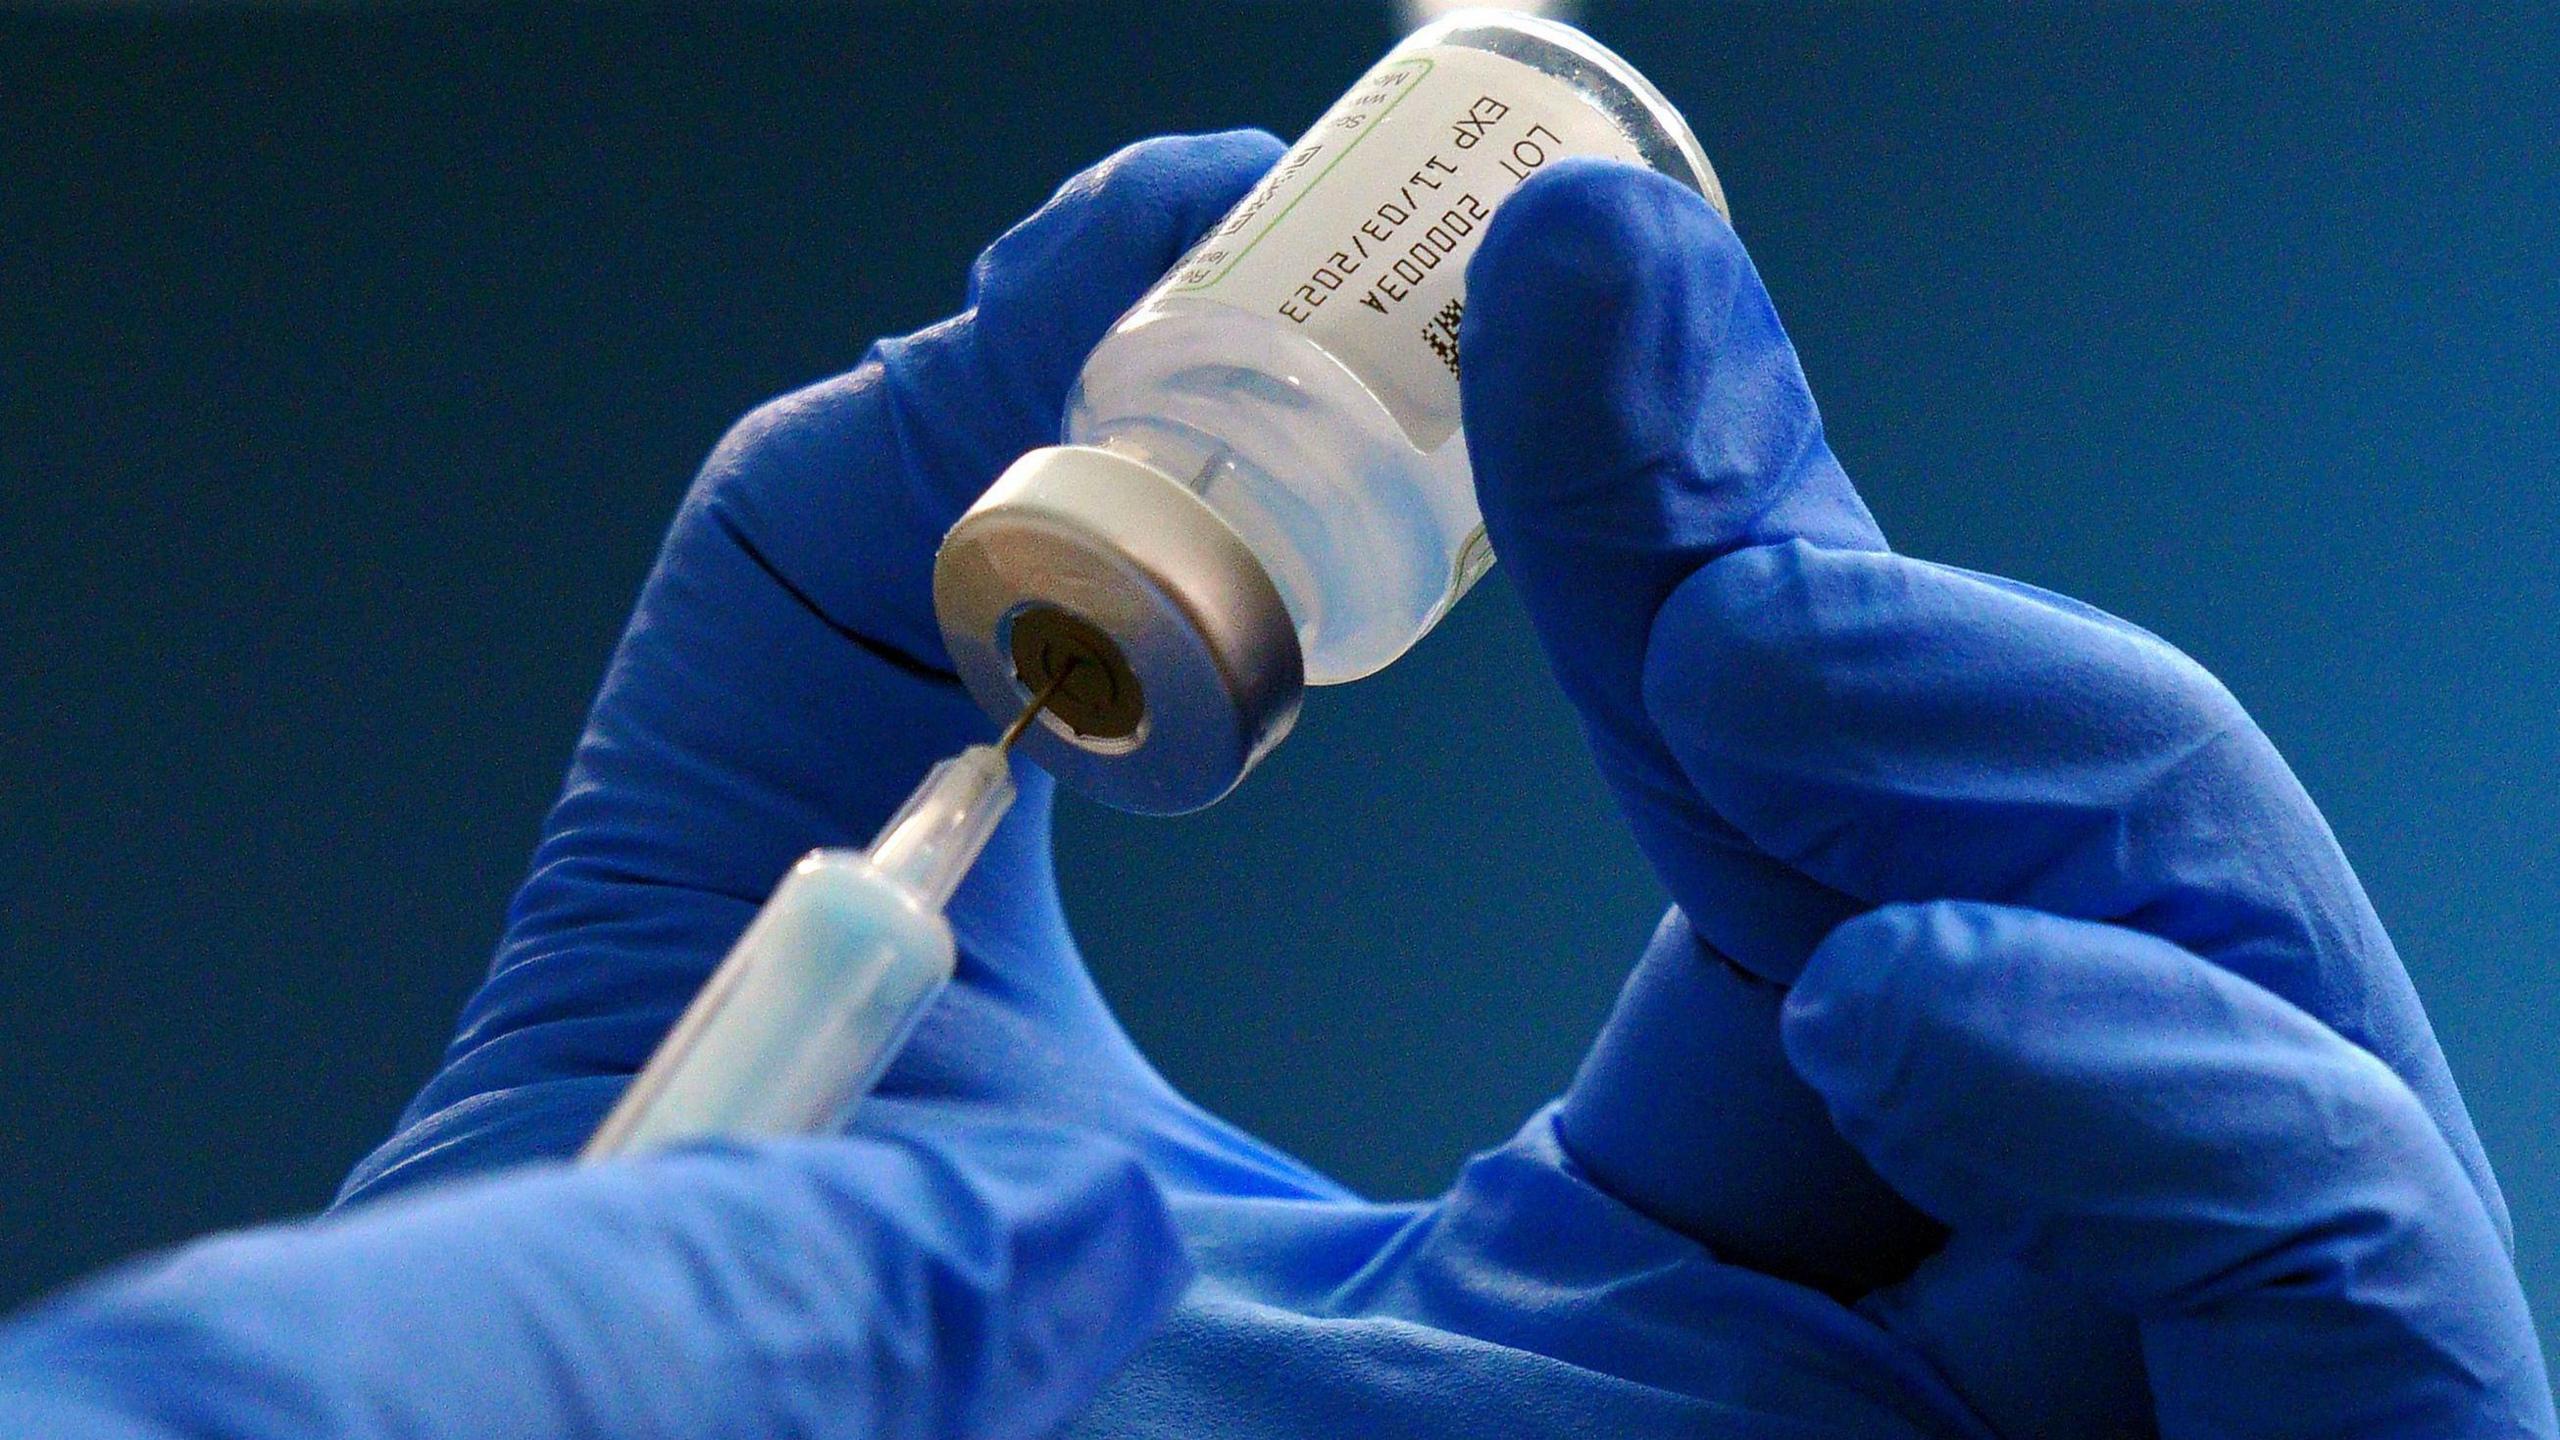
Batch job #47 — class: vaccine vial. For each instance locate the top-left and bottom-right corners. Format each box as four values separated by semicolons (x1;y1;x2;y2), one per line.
935;12;1724;813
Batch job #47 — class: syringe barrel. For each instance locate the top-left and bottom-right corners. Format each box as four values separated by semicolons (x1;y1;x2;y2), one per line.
582;850;954;1160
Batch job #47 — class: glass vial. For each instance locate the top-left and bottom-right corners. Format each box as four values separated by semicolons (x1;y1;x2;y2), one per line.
935;11;1724;814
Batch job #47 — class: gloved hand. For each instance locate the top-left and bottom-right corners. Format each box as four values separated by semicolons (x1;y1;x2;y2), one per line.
301;130;2550;1439
0;1122;1190;1440
337;130;1342;1207
0;133;1262;1440
1462;158;2555;1436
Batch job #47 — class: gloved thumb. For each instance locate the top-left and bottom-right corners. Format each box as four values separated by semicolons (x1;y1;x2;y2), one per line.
1461;158;1882;882
1468;156;1927;1295
1784;901;2556;1439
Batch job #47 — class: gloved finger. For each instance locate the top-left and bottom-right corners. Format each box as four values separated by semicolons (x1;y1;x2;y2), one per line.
1463;158;1931;1290
1551;909;1946;1294
704;127;1285;669
4;1121;1192;1440
1462;157;1884;972
1641;542;2505;1237
1787;901;2556;1440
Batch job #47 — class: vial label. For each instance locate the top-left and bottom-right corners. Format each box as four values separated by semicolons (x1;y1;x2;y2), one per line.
1137;45;1645;452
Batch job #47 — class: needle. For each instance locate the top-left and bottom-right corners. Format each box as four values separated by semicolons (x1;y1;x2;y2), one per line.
996;660;1082;754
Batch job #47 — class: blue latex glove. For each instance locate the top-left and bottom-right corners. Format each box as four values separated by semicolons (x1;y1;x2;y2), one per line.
278;131;2542;1437
1460;158;2554;1435
0;1122;1190;1440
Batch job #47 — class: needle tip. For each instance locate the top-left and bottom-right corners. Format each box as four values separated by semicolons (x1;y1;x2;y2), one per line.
997;660;1081;754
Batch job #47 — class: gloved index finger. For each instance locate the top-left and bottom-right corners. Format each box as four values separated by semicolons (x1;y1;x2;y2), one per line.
1789;902;2555;1440
1641;539;2508;1247
706;127;1288;670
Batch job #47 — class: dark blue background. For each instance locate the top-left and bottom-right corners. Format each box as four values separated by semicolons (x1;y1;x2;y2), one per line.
4;0;2554;1374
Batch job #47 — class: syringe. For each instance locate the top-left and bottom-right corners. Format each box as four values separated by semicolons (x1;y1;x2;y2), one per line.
582;672;1073;1160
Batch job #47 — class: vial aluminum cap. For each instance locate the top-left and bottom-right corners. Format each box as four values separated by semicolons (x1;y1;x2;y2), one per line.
932;444;1304;815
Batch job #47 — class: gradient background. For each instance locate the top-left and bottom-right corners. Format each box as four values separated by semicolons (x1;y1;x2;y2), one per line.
3;0;2554;1375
